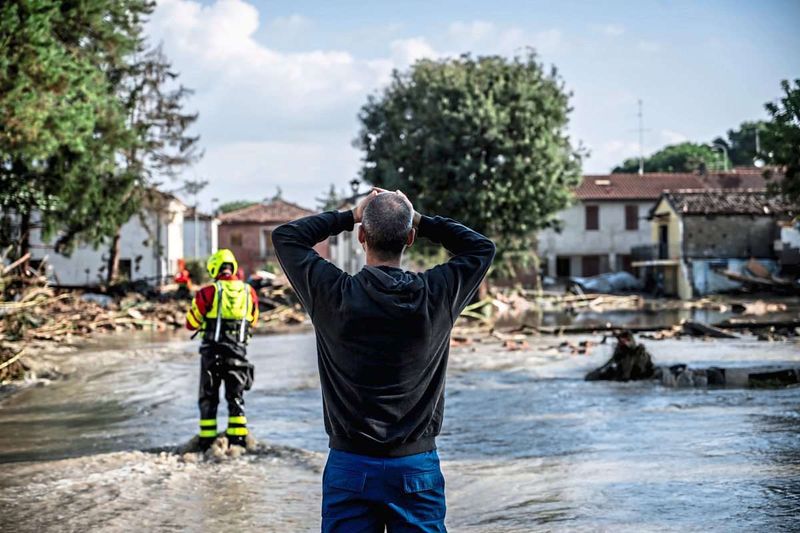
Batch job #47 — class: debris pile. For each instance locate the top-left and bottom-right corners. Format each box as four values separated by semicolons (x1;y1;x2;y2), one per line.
255;274;307;326
1;255;307;383
720;258;800;294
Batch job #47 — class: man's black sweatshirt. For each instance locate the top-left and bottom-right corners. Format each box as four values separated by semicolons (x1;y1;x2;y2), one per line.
272;210;495;457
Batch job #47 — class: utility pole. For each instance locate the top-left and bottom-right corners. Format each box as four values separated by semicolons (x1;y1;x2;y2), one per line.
637;99;644;176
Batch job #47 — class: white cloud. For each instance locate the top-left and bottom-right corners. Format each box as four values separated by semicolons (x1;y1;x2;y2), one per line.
389;37;439;68
270;14;312;32
145;2;568;208
195;140;361;209
596;24;625;37
145;0;401;208
637;40;661;53
445;20;562;57
587;139;641;172
660;129;688;145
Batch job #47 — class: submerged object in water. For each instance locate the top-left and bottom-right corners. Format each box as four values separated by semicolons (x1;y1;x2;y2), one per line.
658;364;800;388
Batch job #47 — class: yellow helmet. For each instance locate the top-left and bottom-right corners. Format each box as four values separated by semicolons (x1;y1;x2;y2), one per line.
207;249;238;279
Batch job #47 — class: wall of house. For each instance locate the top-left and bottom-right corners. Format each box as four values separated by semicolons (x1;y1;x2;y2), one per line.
218;223;263;277
682;216;777;258
219;222;329;277
183;218;219;260
650;199;682;259
330;229;365;274
30;202;184;286
539;200;654;277
163;201;184;279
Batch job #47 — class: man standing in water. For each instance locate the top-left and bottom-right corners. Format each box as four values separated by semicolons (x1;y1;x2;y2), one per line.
273;189;495;532
186;249;259;450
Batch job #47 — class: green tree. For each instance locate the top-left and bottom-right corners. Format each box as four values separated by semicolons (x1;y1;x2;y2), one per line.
613;142;726;173
0;1;199;286
763;79;800;208
0;0;150;259
356;52;583;274
713;120;768;167
217;200;257;214
102;45;201;284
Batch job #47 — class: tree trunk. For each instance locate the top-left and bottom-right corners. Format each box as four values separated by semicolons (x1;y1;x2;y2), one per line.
18;210;31;271
106;229;121;286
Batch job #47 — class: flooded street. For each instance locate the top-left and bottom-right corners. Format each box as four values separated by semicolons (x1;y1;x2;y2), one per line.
1;331;799;532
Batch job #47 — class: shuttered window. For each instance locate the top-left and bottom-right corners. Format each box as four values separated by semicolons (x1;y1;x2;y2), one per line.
585;205;599;230
625;205;639;231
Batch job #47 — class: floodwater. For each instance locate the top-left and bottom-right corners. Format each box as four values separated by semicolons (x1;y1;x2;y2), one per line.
1;331;799;532
506;297;800;330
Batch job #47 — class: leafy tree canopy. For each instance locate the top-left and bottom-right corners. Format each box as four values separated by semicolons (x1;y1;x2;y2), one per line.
713;120;768;168
0;0;151;254
763;79;800;208
356;52;583;273
613;142;725;173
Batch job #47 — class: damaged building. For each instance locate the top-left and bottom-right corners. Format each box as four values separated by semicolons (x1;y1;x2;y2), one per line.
639;189;794;298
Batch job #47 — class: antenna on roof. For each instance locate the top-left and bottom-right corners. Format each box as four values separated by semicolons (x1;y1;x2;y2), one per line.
637;99;644;176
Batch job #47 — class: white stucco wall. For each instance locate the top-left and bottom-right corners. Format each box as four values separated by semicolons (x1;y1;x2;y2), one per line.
183;217;219;260
538;200;655;276
330;225;365;274
29;199;185;286
781;224;800;248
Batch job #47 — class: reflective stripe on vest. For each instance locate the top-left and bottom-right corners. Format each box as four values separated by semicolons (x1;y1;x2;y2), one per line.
239;287;249;343
214;281;222;342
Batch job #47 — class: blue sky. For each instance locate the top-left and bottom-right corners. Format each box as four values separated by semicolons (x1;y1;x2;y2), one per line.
146;0;800;210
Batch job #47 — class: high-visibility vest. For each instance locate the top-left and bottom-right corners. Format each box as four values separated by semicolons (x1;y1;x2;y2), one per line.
203;280;255;344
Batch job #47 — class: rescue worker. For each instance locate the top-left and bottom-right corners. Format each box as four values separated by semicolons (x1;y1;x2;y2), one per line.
585;330;656;381
185;249;259;449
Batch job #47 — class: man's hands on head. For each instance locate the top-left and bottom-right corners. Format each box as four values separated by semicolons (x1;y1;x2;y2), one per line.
353;187;422;227
352;189;378;224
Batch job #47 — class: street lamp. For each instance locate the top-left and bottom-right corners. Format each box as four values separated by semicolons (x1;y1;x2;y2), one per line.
349;178;360;197
753;127;765;168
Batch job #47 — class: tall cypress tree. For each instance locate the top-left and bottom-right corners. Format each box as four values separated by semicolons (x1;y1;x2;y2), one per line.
0;0;153;261
1;0;200;286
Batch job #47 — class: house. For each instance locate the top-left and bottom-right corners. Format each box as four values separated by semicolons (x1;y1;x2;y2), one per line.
327;192;369;274
537;170;770;279
29;191;186;287
183;207;219;260
217;199;329;276
641;189;792;298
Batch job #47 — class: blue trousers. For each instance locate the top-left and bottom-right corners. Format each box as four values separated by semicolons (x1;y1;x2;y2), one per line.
321;449;447;532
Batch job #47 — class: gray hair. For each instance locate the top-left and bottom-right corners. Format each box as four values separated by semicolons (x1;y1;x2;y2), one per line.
361;192;413;259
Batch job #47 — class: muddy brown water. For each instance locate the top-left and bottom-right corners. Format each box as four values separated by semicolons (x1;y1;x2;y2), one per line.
1;331;799;532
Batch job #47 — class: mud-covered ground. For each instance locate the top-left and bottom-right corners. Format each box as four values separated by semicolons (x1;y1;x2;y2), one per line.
1;331;799;532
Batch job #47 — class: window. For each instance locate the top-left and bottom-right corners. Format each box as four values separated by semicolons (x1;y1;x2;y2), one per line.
585;205;599;230
625;205;639;231
230;233;242;247
260;228;274;258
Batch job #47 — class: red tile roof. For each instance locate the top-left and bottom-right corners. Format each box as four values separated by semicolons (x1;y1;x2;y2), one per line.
218;199;315;224
576;170;770;201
